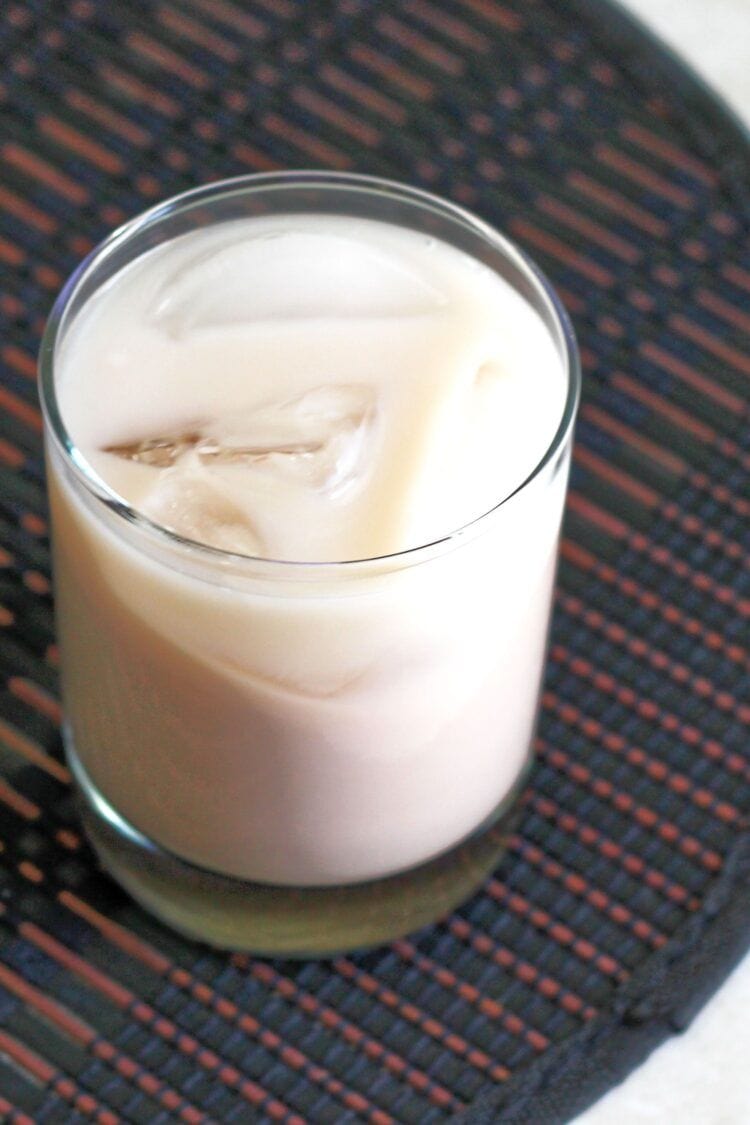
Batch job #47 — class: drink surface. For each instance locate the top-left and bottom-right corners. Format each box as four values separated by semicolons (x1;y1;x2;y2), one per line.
58;215;565;561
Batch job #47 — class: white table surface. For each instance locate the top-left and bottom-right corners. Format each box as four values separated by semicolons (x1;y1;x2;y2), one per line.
573;2;750;1123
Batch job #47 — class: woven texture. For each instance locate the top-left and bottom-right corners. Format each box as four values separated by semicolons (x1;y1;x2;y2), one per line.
0;0;749;1121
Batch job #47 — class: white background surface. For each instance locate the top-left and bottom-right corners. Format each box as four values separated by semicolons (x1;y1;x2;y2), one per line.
622;0;750;112
573;2;750;1123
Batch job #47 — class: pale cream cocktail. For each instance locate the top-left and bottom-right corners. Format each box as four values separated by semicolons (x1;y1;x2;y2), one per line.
41;175;579;951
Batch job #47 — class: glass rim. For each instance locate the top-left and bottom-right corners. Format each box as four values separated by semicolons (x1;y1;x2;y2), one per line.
38;170;581;575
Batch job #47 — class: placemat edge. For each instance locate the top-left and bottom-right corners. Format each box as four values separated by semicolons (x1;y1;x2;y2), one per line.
464;828;750;1122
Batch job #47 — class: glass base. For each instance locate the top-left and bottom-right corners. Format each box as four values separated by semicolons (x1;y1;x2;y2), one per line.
66;736;528;956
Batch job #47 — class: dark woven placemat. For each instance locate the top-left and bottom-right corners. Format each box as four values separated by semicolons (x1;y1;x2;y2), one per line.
0;1;749;1121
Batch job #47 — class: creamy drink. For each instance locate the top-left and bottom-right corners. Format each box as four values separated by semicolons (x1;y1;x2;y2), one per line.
41;175;579;951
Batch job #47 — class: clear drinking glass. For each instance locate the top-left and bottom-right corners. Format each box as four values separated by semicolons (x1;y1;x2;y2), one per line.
39;173;580;955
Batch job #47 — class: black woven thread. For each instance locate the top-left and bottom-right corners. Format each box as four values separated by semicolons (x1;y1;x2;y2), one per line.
466;831;750;1122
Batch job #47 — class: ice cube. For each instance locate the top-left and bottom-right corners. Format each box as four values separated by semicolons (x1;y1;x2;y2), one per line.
103;429;203;467
199;384;375;496
150;229;445;336
141;467;262;555
105;385;375;554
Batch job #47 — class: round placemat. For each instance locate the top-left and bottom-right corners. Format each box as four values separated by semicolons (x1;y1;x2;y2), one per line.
0;1;749;1121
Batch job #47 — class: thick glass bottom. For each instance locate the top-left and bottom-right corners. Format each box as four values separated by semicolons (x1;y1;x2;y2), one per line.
67;736;528;956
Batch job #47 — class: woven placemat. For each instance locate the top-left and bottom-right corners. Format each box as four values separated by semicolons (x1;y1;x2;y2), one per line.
1;1;749;1121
